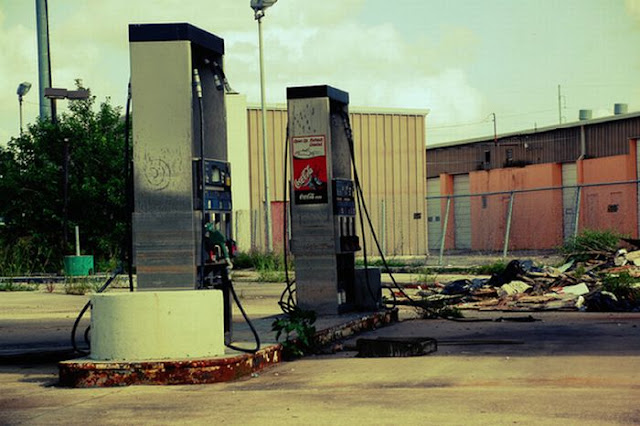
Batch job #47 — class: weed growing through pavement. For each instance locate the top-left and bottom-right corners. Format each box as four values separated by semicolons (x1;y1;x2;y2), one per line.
272;307;317;360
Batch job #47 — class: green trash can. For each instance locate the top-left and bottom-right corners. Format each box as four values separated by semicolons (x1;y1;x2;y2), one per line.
64;255;94;276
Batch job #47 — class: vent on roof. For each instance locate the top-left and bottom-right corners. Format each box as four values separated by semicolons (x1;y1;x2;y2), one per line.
579;109;592;121
614;103;628;115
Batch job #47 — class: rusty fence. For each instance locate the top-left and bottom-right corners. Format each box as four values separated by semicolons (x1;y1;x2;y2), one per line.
426;179;640;264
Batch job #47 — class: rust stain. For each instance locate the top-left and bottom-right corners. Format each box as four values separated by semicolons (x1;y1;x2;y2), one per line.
59;345;283;388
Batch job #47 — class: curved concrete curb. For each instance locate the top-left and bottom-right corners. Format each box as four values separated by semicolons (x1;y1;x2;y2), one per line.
59;345;282;387
58;309;398;387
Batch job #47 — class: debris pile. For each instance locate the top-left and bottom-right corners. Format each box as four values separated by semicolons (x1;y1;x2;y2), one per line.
416;250;640;313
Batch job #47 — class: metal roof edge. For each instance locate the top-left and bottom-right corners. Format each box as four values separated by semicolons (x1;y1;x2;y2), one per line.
246;103;430;116
427;111;640;150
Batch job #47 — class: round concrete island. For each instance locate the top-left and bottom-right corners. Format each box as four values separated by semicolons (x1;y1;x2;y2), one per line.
90;290;225;361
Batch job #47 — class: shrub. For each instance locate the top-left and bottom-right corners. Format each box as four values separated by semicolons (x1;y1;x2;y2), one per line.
562;229;622;258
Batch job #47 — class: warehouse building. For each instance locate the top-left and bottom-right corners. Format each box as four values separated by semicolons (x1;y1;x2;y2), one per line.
226;94;430;256
426;105;640;252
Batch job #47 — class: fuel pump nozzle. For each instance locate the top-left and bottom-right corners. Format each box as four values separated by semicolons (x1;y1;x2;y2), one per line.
204;58;234;93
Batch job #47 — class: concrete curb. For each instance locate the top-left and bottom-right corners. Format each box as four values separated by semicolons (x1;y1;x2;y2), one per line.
57;309;398;387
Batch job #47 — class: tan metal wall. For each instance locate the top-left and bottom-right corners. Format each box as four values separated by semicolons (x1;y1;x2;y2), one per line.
246;105;428;256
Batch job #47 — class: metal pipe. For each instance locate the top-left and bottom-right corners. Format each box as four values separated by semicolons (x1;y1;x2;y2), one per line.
75;226;80;256
438;197;451;266
19;97;24;135
257;16;273;252
573;186;582;237
502;192;515;258
426;179;640;200
381;199;386;256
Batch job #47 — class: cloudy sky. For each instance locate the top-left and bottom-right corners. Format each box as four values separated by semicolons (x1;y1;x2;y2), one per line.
1;0;639;147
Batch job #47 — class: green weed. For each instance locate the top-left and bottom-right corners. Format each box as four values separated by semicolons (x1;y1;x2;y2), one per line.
573;264;586;279
272;307;317;360
601;272;640;301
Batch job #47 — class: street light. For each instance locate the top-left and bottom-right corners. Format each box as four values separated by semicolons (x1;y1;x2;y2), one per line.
251;0;277;252
17;82;32;135
44;86;90;249
44;87;90;124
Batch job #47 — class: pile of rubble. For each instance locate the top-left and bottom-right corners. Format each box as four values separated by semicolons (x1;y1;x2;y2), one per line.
417;250;640;313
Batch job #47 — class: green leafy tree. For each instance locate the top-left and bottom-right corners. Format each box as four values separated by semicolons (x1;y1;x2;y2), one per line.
0;81;128;274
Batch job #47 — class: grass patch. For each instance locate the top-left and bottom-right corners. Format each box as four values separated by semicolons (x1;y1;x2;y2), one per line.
414;268;439;286
355;258;410;268
0;281;39;291
474;260;507;275
64;277;100;295
233;250;293;282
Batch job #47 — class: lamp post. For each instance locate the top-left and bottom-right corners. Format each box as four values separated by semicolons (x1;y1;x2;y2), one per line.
251;0;277;252
44;87;90;249
17;82;32;135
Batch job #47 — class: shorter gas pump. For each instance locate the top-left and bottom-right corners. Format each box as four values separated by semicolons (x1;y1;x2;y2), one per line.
287;85;380;315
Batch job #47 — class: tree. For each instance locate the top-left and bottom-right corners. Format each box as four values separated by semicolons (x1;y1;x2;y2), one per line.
0;82;128;274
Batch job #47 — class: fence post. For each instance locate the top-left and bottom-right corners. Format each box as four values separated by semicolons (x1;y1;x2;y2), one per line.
573;186;582;238
439;196;451;266
502;192;515;258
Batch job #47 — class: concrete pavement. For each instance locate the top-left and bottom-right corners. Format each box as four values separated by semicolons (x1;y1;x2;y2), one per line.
1;281;640;424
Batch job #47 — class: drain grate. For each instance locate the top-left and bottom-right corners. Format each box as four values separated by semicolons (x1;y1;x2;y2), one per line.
356;337;437;357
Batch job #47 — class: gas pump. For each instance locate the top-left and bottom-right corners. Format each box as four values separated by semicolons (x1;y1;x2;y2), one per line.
287;85;379;315
129;23;233;340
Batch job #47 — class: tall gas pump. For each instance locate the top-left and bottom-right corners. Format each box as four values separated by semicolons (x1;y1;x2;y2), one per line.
64;23;258;377
129;23;233;340
287;85;379;315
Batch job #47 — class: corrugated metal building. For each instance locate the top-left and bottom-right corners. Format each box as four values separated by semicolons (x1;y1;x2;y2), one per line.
426;108;640;251
428;111;640;178
227;94;429;256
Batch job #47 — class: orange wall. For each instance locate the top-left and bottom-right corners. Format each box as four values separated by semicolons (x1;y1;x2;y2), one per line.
470;163;564;250
579;142;638;238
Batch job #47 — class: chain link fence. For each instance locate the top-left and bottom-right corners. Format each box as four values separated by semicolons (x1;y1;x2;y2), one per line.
427;180;639;264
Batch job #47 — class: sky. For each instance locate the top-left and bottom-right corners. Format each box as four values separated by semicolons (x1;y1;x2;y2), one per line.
1;0;639;147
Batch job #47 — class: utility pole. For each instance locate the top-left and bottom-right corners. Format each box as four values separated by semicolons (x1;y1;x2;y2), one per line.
491;112;497;145
558;84;562;124
35;0;52;120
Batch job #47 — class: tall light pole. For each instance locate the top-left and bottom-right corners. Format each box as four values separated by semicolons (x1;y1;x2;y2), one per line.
36;0;52;120
251;0;277;252
17;82;32;135
44;87;90;249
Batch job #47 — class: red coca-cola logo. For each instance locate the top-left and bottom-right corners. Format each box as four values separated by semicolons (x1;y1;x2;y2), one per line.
294;164;313;189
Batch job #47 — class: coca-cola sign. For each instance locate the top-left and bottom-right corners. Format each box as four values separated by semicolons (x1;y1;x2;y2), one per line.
292;135;327;204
